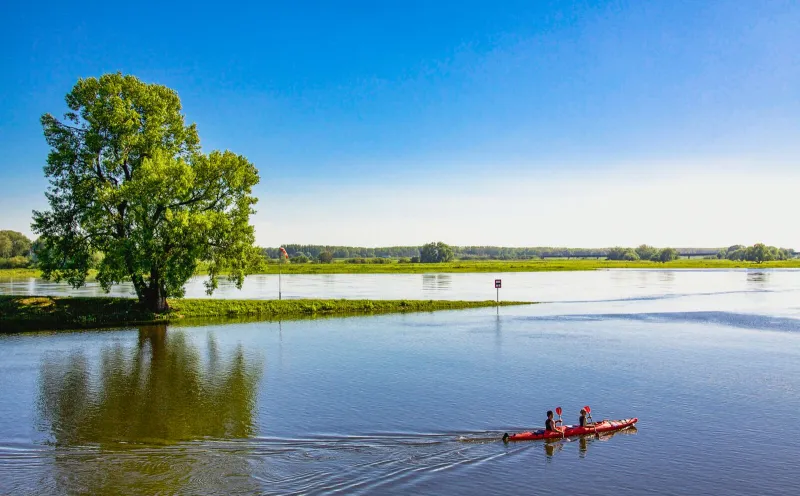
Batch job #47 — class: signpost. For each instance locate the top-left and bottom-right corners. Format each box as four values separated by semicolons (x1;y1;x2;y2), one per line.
495;279;501;304
278;247;289;300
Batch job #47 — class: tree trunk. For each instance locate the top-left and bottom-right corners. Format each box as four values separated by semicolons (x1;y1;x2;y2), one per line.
146;293;169;313
142;281;169;313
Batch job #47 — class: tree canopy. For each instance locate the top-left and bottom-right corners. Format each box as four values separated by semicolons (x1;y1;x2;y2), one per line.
33;73;260;311
0;230;32;258
420;241;454;263
655;247;679;263
718;243;793;263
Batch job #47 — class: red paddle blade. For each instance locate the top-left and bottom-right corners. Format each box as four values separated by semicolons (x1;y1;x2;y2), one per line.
584;405;591;413
555;407;562;416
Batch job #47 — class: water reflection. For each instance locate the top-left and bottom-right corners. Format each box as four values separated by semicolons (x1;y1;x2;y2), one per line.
34;325;264;494
37;325;263;445
747;271;770;288
659;271;675;284
422;274;452;293
543;427;638;460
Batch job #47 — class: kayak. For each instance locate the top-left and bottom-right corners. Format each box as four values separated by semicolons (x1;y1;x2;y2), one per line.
503;418;638;442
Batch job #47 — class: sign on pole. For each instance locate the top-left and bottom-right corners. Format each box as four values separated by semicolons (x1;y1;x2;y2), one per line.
494;279;501;303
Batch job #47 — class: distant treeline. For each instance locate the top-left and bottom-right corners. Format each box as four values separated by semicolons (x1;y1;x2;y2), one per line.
262;244;777;261
3;231;797;269
263;245;421;259
717;244;794;262
265;244;621;260
0;230;34;269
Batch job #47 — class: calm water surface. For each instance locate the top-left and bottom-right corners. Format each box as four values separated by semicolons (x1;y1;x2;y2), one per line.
1;270;799;494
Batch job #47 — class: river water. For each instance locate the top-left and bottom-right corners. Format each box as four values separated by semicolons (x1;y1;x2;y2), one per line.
1;270;799;494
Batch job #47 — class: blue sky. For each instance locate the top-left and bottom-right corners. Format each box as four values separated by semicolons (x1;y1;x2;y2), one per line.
2;1;798;247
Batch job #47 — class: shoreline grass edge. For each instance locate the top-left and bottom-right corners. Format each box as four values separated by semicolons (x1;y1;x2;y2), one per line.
2;259;800;280
0;296;534;333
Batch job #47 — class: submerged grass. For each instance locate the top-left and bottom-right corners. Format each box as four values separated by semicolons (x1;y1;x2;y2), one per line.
0;296;530;333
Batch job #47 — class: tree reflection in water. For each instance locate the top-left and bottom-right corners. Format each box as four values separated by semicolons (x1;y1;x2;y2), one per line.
36;325;263;493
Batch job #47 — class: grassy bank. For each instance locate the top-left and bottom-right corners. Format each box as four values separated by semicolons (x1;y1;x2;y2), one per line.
0;268;42;278
223;258;800;274
3;258;799;280
0;296;530;332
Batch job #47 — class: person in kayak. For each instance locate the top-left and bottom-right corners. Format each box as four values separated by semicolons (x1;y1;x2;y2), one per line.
545;410;562;433
579;409;594;428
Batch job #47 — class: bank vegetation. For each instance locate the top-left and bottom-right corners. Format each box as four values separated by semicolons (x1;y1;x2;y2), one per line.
0;296;529;332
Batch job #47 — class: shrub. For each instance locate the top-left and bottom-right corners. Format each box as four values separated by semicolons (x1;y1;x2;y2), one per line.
606;247;638;261
0;256;31;269
654;248;679;263
635;244;657;261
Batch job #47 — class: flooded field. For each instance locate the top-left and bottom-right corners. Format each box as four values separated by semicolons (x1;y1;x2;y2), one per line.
1;270;799;494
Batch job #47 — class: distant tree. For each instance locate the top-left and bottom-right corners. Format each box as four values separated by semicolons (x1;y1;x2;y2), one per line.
89;251;105;269
635;244;657;261
727;245;745;255
727;248;745;261
32;73;260;312
744;243;773;263
398;257;411;263
410;256;420;263
0;234;10;259
655;248;679;263
317;251;334;263
0;256;31;269
291;253;310;263
606;247;634;261
420;242;454;263
0;230;32;258
622;249;639;261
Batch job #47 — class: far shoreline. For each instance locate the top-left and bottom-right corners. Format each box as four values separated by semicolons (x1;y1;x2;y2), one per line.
2;258;800;280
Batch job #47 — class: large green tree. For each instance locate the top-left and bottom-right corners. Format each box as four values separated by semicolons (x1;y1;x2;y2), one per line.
745;243;773;263
419;241;454;263
33;74;260;312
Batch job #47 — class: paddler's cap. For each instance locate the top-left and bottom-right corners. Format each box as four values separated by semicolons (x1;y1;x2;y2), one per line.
580;409;586;414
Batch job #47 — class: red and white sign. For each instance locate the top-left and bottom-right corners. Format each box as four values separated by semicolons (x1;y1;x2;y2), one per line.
495;279;502;289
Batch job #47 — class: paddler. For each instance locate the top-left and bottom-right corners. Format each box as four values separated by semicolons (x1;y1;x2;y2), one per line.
579;408;594;428
545;410;562;433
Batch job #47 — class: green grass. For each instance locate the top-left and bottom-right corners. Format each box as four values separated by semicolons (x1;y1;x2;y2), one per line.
0;268;42;278
3;258;799;280
0;295;531;332
240;258;800;274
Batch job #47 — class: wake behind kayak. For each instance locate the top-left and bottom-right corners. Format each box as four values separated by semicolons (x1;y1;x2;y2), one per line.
502;418;638;442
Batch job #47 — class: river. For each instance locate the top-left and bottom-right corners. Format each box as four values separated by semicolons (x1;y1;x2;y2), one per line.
1;269;799;494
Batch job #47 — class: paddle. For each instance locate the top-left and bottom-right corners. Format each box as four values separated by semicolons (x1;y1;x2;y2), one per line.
584;405;599;438
556;406;565;438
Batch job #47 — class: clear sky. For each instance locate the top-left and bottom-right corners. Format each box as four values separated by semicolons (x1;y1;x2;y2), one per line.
2;1;798;248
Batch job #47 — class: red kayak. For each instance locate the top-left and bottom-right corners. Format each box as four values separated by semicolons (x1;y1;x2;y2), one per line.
503;418;638;442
